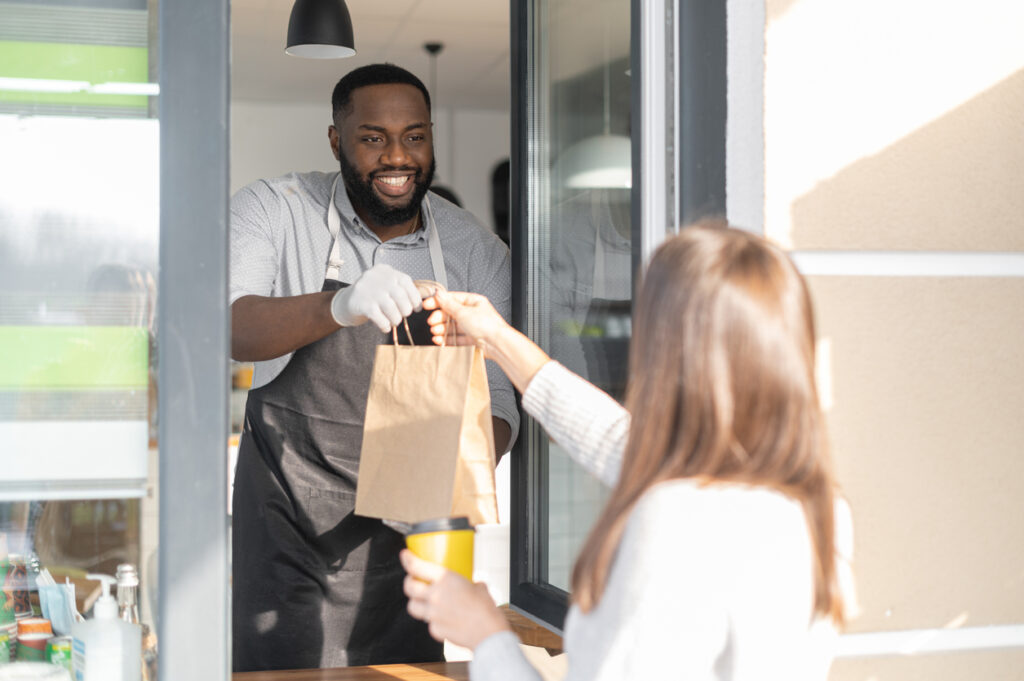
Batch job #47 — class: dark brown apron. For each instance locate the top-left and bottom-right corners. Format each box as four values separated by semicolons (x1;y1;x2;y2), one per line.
232;278;442;671
233;179;448;671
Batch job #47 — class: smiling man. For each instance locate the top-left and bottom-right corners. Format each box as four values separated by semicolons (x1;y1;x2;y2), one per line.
228;64;517;672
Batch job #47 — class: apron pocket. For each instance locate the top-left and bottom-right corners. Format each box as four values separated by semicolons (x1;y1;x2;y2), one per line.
295;485;404;572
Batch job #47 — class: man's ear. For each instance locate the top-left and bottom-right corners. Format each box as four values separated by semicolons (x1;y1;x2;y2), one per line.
328;125;341;161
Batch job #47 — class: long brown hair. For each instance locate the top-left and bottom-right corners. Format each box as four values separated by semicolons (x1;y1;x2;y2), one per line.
570;219;845;624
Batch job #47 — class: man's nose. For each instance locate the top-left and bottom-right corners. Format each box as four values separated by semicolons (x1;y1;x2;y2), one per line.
380;139;411;167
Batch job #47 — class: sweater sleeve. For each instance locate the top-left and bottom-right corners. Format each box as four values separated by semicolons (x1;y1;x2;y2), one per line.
470;631;544;681
520;361;628;487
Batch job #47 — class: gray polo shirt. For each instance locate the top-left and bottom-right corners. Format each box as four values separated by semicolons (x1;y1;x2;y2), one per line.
230;170;519;448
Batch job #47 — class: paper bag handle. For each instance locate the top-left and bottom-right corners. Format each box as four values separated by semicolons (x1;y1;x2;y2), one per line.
391;319;416;347
390;279;455;348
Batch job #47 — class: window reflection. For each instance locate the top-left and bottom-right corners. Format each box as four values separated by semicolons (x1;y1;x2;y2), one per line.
1;499;141;617
549;187;632;401
530;0;632;591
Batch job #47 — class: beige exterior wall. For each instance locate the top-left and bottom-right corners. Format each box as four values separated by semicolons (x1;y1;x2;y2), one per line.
811;277;1024;630
761;0;1024;677
764;0;1024;251
832;649;1024;681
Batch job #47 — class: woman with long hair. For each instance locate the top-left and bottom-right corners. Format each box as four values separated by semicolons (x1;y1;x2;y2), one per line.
402;221;854;680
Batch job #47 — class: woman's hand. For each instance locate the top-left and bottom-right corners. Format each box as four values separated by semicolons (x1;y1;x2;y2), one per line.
401;548;511;650
423;290;508;355
422;291;551;393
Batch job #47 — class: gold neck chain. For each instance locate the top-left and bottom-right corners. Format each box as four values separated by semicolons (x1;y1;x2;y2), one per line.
406;210;422;235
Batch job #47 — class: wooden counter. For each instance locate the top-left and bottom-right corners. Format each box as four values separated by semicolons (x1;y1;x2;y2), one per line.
231;607;562;680
233;661;468;680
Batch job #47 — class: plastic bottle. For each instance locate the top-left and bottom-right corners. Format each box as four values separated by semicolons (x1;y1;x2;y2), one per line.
70;574;141;681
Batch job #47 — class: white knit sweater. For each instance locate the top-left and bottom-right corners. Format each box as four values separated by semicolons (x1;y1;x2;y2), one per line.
470;361;853;681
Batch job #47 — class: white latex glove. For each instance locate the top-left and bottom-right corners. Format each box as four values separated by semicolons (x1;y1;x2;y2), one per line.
330;264;423;332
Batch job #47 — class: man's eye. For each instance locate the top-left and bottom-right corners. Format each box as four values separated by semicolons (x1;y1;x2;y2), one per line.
407;135;424;142
363;136;383;143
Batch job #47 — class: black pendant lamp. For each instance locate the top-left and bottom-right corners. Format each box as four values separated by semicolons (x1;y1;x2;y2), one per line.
285;0;356;59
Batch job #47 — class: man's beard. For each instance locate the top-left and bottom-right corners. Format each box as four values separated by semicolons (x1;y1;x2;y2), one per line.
339;150;436;227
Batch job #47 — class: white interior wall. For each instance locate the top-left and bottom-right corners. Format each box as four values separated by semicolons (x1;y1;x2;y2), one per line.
230;101;510;234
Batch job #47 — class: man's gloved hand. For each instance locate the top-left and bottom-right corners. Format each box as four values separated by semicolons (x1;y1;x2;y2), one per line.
330;264;423;332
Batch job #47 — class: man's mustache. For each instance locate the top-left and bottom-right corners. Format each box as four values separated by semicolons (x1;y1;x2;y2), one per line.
370;166;420;177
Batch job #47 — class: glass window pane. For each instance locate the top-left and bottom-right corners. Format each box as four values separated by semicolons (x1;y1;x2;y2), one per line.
0;0;159;673
526;0;631;592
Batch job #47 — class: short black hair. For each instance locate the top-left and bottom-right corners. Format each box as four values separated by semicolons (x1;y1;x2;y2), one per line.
331;63;431;122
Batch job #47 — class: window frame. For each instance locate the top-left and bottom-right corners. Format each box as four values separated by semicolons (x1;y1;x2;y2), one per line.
157;0;231;677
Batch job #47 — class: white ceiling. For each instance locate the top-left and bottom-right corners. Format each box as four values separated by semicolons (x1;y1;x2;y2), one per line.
230;0;513;111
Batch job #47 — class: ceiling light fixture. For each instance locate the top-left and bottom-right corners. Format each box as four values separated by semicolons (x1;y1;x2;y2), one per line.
556;7;631;189
285;0;356;59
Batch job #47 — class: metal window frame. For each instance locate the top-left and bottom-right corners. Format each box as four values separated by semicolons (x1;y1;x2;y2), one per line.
509;0;570;632
509;0;727;633
157;0;231;677
635;0;677;271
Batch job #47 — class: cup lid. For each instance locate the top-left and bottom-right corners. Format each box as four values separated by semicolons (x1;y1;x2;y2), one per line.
408;516;472;534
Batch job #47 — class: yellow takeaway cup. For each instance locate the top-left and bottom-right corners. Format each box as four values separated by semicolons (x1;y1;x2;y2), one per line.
405;516;474;581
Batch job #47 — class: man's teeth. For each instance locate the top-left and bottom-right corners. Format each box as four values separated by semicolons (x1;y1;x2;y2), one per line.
378;176;409;186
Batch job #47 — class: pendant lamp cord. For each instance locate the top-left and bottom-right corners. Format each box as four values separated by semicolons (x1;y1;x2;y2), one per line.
430;53;437;100
602;13;611;135
424;42;450;182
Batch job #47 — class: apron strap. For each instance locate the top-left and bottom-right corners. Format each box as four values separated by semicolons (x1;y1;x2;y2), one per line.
326;177;450;292
423;195;449;291
326;174;345;281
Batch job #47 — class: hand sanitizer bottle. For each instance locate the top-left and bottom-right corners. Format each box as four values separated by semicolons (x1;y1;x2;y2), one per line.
71;574;141;681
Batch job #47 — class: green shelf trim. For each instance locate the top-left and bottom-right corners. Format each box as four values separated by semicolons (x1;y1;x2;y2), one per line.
0;326;149;389
0;40;149;108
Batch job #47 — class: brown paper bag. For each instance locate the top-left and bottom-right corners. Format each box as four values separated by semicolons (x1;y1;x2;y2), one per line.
355;339;499;526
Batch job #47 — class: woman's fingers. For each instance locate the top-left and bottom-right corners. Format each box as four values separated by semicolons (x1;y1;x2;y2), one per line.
403;573;430;600
423;290;503;349
425;308;445;326
404;575;432;623
402;550;447;629
434;289;479;315
425;299;464;346
400;549;447;583
431;326;474;345
400;549;511;650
